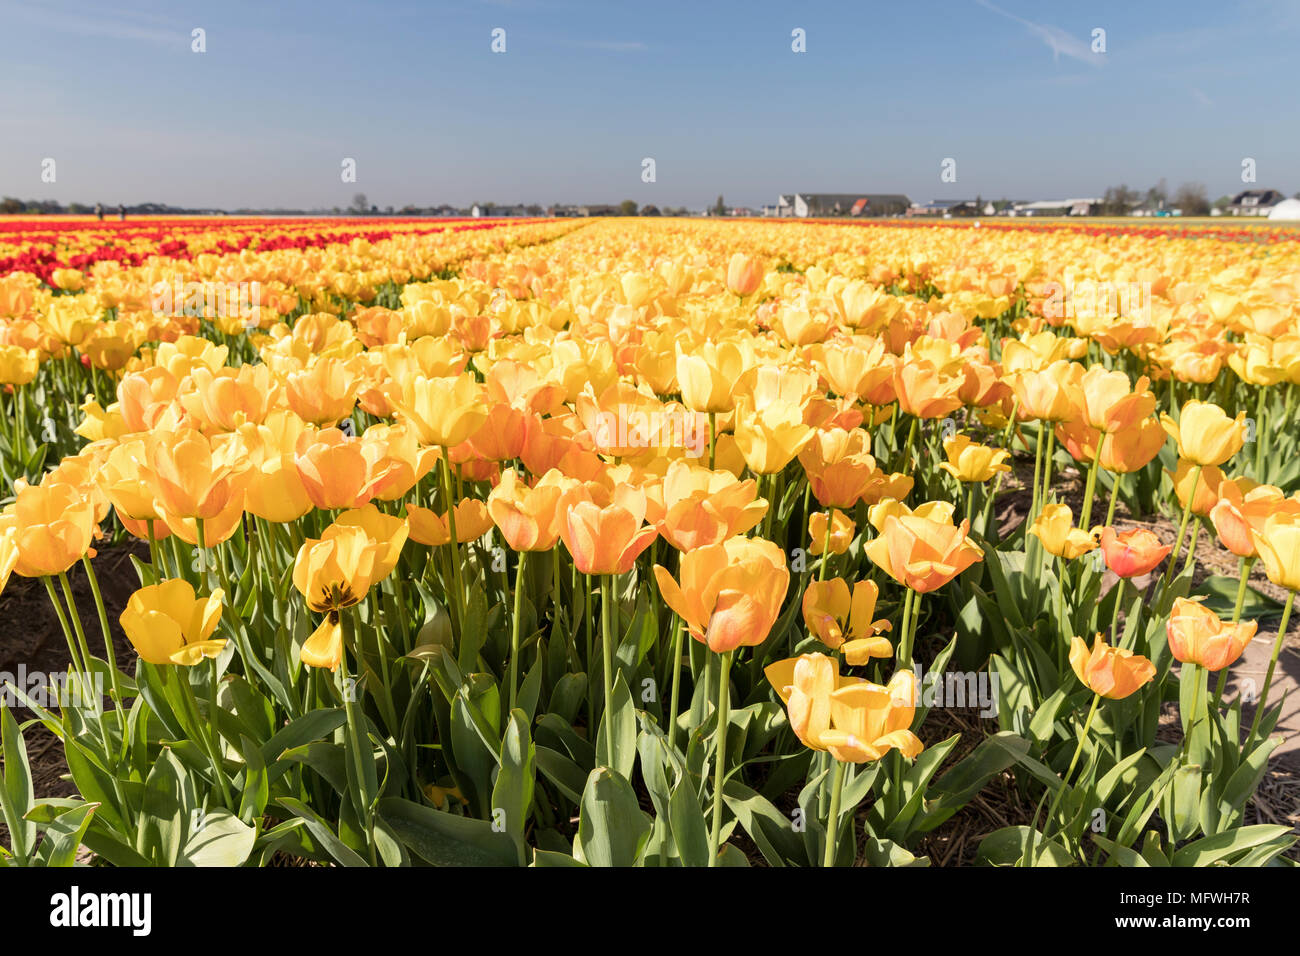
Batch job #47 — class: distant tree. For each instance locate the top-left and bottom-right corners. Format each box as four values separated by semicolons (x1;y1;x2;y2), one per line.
1;196;24;214
1213;195;1232;210
714;194;725;216
1173;182;1210;216
1144;178;1168;210
1101;184;1139;215
350;193;369;214
619;199;638;216
384;205;394;215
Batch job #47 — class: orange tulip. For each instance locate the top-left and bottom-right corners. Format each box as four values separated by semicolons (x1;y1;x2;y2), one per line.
294;427;398;510
1078;367;1156;435
654;536;789;652
725;253;764;297
487;468;569;551
1069;635;1155;699
1168;459;1222;517
147;427;246;521
656;460;766;552
865;511;982;593
1211;481;1300;558
939;434;1011;482
809;508;854;556
0;482;98;577
1098;526;1170;578
801;578;892;662
406;499;494;547
558;483;658;576
1166;597;1256;671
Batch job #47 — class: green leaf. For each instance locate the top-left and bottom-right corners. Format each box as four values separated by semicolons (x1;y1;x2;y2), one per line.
595;671;636;780
978;826;1072;867
669;775;710;867
34;803;98;868
491;709;536;865
574;768;651;867
376;796;517;866
180;807;257;867
1170;825;1295;867
0;706;35;860
276;797;368;867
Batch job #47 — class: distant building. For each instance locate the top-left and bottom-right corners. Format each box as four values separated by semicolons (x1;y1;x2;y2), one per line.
1228;189;1284;216
1012;198;1102;217
785;192;911;218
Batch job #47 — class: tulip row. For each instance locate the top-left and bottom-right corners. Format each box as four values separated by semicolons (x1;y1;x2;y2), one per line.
0;216;1297;867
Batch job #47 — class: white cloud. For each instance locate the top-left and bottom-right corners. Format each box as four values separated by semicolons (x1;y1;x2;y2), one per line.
974;0;1105;67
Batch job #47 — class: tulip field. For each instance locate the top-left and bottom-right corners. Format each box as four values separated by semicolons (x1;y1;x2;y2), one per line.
2;213;1300;868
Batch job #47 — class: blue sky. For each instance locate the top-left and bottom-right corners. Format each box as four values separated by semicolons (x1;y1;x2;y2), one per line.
2;0;1298;210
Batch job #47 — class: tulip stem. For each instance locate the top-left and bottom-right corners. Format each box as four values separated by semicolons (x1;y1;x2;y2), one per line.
1214;556;1255;709
600;573;615;765
80;556;126;724
439;451;467;636
899;415;918;473
1078;439;1104;531
42;575;88;699
708;649;733;867
1104;473;1122;530
1040;423;1057;509
708;412;717;470
822;758;847;867
665;613;684;753
172;664;234;810
1253;385;1268;480
1246;589;1294;746
1029;424;1044;525
1159;464;1200;598
1039;692;1100;850
508;551;528;713
57;572;100;716
818;511;834;582
898;589;919;670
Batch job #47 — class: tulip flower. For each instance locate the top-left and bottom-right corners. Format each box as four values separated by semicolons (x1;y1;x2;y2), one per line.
558;482;658;577
1244;511;1300;741
487;468;569;552
801;578;892;662
865;511;983;594
732;396;815;475
1166;597;1256;671
809;508;854;556
676;341;750;414
0;482;98;577
1028;503;1098;560
725;253;764;297
391;373;489;448
293;525;384;670
799;427;882;508
406;499;494;547
1069;635;1155;700
1078;367;1156;435
820;672;924;763
294;427;398;511
1097;526;1170;579
939;434;1012;482
655;461;766;552
1161;401;1247;467
653;536;789;654
147;427;247;521
118;579;226;666
764;652;864;750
